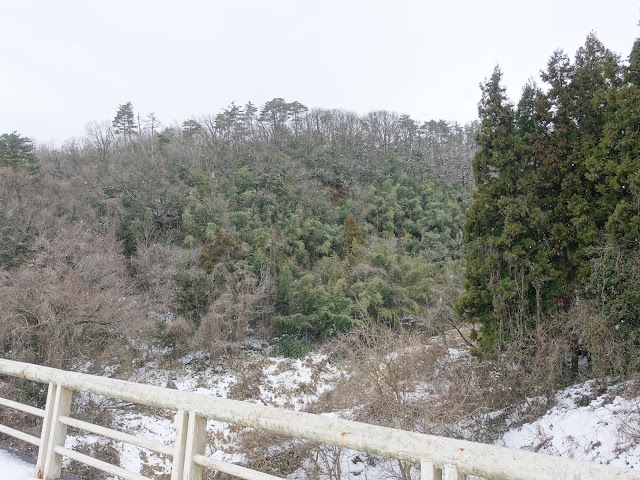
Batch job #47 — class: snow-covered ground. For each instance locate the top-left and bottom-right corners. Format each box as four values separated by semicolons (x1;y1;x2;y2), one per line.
499;380;640;470
0;449;36;480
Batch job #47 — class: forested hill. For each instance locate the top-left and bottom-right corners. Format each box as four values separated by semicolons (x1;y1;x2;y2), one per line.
0;105;476;365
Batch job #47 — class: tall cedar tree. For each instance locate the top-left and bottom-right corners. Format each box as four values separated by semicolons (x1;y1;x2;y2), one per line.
457;67;525;349
599;39;640;248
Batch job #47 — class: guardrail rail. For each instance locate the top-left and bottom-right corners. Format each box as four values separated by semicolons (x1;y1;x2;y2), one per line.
0;358;638;480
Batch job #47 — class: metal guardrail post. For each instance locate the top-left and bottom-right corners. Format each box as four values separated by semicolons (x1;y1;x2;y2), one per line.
171;410;188;480
421;460;443;480
182;411;206;480
42;384;73;480
35;382;56;479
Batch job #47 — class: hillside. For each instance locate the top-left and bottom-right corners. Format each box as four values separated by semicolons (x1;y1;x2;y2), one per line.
0;105;475;370
2;29;640;480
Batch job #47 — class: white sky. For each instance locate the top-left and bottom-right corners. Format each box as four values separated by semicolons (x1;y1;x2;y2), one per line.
1;0;638;144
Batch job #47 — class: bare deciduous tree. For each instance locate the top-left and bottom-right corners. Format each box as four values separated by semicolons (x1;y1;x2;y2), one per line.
86;120;115;163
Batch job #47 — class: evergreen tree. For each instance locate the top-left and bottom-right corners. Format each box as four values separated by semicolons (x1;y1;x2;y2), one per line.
112;101;137;142
534;37;620;289
342;213;364;256
459;34;639;367
567;36;621;279
598;39;640;248
457;67;524;349
0;132;38;172
259;97;291;144
0;131;40;202
535;49;576;298
182;119;202;138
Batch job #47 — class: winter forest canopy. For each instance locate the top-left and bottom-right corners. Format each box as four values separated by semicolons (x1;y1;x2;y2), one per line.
1;31;640;384
1;98;476;365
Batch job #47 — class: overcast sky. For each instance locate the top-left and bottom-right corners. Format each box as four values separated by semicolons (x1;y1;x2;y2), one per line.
1;0;638;144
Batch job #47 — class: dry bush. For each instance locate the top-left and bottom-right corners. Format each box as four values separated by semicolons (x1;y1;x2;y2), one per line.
300;445;413;480
193;270;274;355
486;321;568;401
70;392;114;430
331;323;450;429
228;355;268;401
301;444;346;480
236;428;311;478
0;170;155;368
131;244;200;311
0;167;36;205
1;166;122;234
135;245;275;358
162;315;196;356
374;343;440;423
0;219;153;368
0;377;45;457
617;399;640;453
571;306;640;379
326;321;555;446
497;304;640;391
425;261;474;343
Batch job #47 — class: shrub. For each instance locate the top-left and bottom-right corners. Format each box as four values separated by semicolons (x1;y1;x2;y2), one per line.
276;336;311;358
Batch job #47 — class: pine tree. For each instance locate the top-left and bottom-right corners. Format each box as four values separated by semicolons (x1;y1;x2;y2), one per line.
0;131;39;203
0;132;38;171
112;101;137;142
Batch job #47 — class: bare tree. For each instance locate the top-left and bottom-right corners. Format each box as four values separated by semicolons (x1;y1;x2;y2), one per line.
86;121;114;162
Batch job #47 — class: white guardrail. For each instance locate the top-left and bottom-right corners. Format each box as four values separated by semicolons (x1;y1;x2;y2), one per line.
0;359;638;480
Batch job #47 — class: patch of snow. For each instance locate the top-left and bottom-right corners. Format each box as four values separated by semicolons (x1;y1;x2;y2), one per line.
289;447;421;480
258;352;342;410
173;365;236;398
446;347;469;361
63;410;176;478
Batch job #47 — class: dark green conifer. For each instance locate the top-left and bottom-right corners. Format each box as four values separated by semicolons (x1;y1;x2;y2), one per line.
0;132;38;172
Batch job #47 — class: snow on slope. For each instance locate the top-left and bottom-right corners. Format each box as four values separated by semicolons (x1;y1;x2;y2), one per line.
498;380;640;470
258;353;343;410
63;349;346;478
